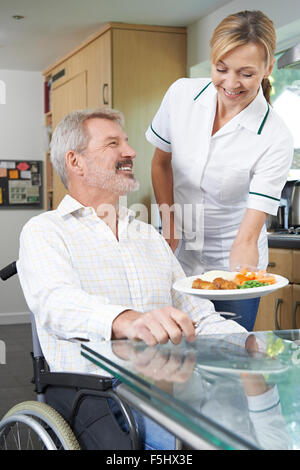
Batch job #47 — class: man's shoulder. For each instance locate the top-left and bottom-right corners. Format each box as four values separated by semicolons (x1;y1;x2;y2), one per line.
21;209;62;235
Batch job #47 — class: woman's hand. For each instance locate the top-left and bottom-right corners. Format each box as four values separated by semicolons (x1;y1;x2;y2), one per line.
230;208;267;271
230;240;259;272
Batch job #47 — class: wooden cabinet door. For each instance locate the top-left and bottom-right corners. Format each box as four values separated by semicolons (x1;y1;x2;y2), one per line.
254;285;293;331
292;284;300;329
66;30;111;108
85;31;111;108
112;28;186;219
293;251;300;284
51;71;87;209
267;248;293;282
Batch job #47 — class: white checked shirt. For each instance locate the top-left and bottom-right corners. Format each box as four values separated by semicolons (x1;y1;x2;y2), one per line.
17;195;246;374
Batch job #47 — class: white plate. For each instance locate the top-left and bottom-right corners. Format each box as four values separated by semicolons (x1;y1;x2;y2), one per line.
195;360;288;375
173;273;289;300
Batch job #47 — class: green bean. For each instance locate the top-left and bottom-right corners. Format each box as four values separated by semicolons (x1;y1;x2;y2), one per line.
238;280;269;289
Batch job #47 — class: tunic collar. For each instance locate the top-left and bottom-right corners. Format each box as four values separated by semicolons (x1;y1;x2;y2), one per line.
193;80;270;135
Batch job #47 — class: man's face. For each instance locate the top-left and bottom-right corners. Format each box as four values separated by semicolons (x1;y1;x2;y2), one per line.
82;118;139;195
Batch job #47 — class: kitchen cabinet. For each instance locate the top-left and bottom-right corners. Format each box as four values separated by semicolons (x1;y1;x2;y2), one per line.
51;71;88;208
43;23;187;212
254;248;300;331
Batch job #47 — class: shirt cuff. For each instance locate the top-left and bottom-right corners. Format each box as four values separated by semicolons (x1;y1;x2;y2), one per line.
145;126;172;153
247;193;279;216
87;304;132;343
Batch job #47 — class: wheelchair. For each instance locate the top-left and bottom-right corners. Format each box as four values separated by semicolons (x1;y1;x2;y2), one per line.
0;262;139;450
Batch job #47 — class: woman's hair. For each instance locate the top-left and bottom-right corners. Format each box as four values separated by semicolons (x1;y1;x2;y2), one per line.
50;108;124;189
210;10;276;103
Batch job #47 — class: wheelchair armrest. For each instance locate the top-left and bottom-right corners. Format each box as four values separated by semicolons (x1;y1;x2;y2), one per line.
31;352;112;394
40;372;113;391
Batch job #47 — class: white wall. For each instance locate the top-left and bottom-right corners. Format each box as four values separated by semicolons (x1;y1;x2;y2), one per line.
0;70;44;323
188;0;300;73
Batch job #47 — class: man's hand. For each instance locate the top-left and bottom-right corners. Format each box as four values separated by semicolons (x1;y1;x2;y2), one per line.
112;306;196;346
112;342;196;383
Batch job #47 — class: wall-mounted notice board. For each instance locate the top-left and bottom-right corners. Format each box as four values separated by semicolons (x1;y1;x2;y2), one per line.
0;160;43;209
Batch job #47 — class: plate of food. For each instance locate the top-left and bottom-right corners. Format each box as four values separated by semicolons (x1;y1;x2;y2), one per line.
173;269;289;300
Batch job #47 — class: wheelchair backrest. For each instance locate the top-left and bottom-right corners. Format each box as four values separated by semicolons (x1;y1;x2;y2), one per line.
0;261;45;360
30;312;44;359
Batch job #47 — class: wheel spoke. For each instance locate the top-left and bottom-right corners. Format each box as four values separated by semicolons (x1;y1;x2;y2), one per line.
0;401;80;450
26;427;34;450
9;422;20;450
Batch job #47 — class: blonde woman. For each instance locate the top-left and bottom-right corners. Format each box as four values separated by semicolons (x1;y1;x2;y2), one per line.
146;10;293;330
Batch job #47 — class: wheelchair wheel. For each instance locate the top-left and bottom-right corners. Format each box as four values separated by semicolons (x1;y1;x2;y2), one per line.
0;401;80;450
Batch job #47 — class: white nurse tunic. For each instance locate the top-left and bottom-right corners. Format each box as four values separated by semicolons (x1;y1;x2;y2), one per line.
146;78;294;276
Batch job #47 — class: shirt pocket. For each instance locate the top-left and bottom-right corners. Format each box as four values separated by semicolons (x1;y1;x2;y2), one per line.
220;168;249;203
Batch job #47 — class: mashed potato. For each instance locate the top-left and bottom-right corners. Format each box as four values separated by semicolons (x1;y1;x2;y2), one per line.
200;270;236;282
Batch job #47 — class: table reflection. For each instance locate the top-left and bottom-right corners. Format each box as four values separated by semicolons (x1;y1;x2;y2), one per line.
81;330;300;450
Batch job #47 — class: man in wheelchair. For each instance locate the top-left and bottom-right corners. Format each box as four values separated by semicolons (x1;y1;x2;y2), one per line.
16;108;246;450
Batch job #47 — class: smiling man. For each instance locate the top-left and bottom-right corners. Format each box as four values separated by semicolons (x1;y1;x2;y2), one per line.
17;108;246;450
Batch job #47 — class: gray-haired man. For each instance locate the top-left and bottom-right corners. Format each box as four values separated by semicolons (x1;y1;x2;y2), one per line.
18;108;246;449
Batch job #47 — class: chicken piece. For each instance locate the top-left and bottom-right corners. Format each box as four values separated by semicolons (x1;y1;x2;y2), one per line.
192;279;217;290
213;277;238;290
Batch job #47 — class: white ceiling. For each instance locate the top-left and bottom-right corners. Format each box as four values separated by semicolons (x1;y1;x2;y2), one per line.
0;0;232;71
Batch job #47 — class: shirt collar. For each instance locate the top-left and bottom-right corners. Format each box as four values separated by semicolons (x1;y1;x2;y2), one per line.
193;81;269;135
57;194;136;222
57;194;84;216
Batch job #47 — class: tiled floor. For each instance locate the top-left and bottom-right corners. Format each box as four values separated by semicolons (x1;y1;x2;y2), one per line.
0;323;36;419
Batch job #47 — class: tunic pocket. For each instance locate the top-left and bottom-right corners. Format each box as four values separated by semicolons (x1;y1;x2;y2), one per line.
220;168;249;203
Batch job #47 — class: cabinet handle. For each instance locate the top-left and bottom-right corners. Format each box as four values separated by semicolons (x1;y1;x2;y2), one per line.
102;83;109;105
292;301;300;329
268;262;276;268
274;298;283;330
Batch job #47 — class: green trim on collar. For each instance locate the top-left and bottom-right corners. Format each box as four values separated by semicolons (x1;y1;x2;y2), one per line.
249;191;280;202
194;81;212;101
150;123;171;145
257;104;270;135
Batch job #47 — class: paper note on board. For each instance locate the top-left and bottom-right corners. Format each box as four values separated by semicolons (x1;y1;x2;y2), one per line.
9;170;19;179
20;171;31;179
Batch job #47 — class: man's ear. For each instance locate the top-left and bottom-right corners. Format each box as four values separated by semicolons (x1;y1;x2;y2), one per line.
65;151;84;177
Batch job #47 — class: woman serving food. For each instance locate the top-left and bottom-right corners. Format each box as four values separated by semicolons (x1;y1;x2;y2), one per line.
146;10;293;330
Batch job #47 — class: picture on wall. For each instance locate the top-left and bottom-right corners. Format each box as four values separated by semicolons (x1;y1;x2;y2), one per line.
0;160;42;208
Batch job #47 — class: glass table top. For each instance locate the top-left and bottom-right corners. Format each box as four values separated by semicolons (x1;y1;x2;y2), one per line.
81;330;300;450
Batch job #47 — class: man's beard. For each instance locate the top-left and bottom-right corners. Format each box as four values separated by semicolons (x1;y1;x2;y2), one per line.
84;159;139;195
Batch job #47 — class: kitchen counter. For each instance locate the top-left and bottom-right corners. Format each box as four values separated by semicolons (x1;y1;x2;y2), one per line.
268;232;300;249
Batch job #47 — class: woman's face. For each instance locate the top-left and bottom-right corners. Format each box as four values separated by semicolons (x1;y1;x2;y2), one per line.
211;42;274;110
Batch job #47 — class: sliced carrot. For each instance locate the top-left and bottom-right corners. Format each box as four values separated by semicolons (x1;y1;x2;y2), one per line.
233;270;276;286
